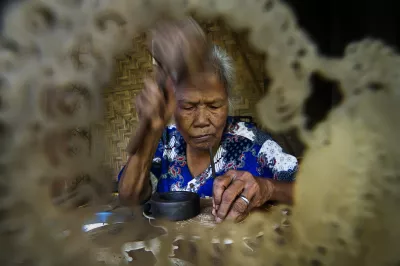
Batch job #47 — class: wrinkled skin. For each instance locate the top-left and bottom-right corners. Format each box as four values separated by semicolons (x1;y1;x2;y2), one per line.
212;170;274;223
174;73;229;151
174;74;277;223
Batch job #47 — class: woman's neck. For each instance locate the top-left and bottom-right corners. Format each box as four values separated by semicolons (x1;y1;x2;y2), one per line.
186;145;209;158
186;144;218;178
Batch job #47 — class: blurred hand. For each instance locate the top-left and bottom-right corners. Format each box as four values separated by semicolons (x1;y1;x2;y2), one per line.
135;77;176;132
120;77;176;205
212;170;274;223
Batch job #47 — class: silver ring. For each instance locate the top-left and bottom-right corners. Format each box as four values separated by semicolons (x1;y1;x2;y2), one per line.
239;195;250;205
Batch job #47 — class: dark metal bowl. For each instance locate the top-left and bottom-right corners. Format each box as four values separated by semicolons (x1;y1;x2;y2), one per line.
144;191;200;221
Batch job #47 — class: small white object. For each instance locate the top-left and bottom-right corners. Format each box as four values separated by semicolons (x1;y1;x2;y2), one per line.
82;223;108;232
142;211;155;220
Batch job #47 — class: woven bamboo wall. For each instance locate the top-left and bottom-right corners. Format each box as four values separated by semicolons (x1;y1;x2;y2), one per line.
102;19;267;179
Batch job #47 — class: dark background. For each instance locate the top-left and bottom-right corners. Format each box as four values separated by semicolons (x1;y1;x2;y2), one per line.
287;0;399;134
0;0;397;156
287;0;399;56
1;0;398;52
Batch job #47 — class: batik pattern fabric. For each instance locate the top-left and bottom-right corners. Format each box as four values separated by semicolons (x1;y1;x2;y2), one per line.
118;117;298;198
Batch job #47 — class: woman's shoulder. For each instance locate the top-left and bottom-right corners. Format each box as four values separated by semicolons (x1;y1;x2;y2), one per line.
224;117;274;146
165;123;178;132
159;123;183;146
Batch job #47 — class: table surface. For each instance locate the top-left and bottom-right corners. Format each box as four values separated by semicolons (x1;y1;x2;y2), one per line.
81;199;286;265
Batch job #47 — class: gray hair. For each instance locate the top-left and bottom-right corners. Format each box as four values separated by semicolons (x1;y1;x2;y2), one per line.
209;45;235;98
168;45;235;124
172;44;235;112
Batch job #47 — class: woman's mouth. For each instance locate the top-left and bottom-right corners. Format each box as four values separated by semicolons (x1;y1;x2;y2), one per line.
191;134;213;142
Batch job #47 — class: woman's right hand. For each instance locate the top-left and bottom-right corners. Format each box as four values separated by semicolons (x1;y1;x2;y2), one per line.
135;77;176;133
120;77;175;204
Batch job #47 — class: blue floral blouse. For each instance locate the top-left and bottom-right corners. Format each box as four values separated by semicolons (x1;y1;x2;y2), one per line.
118;117;298;198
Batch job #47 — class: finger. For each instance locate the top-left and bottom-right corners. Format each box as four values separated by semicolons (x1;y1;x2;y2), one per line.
149;80;170;123
141;85;164;121
234;211;249;223
224;190;253;223
223;200;244;223
234;199;259;223
144;79;166;112
212;171;236;208
213;170;237;204
216;179;245;221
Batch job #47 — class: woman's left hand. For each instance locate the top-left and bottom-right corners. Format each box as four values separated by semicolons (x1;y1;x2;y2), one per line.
212;170;273;223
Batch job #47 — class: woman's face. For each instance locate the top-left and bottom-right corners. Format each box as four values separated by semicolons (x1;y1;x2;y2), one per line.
174;73;229;151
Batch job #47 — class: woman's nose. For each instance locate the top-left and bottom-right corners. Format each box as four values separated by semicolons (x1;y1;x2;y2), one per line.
193;107;210;127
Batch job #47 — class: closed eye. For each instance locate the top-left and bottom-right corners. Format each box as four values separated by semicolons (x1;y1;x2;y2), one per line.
181;106;195;111
209;104;222;110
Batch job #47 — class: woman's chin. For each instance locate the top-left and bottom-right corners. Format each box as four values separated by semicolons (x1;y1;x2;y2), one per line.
189;140;216;151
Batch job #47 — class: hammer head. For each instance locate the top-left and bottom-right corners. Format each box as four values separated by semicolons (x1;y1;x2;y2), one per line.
148;17;209;85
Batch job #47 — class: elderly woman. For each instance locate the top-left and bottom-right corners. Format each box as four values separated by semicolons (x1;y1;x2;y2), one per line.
118;44;298;223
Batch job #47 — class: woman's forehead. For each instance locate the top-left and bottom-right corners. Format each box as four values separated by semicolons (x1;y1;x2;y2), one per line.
175;73;227;98
176;85;227;103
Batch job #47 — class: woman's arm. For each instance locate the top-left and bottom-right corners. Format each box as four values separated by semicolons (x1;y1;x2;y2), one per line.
118;75;176;205
118;125;163;205
256;135;298;205
260;178;294;205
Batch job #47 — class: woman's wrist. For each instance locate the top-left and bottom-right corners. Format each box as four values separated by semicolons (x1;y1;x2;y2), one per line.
257;177;275;205
135;120;163;154
262;178;293;205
